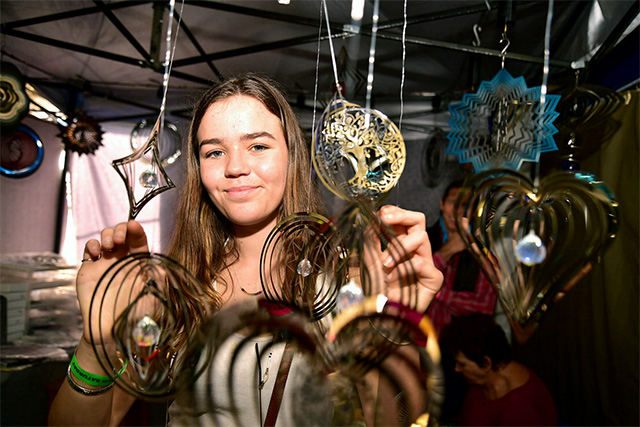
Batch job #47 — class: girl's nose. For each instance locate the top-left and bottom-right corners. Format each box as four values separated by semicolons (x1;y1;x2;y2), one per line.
225;149;250;177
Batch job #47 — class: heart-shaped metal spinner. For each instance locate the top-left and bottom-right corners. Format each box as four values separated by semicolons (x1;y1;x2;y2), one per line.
455;169;618;342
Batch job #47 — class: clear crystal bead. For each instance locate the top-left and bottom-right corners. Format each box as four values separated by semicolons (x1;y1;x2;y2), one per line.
297;258;312;277
515;231;547;266
139;170;158;188
336;280;364;313
132;315;160;347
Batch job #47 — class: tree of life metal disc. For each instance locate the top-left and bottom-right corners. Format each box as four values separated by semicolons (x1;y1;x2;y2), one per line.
88;252;209;400
312;98;406;202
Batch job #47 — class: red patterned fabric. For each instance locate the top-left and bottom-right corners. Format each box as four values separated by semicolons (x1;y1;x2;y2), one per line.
427;250;497;337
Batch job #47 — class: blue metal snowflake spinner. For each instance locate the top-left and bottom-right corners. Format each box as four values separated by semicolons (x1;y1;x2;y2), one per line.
446;69;561;173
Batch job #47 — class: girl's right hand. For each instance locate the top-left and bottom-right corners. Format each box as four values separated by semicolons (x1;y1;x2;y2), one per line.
77;220;150;346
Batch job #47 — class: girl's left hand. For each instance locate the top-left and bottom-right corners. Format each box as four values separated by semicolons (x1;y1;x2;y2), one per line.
378;205;443;313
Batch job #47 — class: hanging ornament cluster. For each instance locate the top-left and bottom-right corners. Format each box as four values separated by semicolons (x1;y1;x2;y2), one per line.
454;169;618;343
58;110;104;155
446;68;561;173
179;295;443;426
553;79;629;171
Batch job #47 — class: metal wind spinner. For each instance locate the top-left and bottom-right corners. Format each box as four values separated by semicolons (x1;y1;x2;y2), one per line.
112;117;175;220
446;68;561;173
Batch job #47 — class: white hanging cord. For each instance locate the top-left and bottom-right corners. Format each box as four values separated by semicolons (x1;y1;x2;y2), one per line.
322;0;343;99
364;0;380;127
159;0;184;144
395;0;408;207
535;0;554;187
398;0;407;132
309;0;324;206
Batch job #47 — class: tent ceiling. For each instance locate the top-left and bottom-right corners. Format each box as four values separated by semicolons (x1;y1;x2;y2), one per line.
1;0;638;133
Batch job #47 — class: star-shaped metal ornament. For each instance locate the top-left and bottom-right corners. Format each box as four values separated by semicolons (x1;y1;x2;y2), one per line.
112;117;175;220
446;68;561;173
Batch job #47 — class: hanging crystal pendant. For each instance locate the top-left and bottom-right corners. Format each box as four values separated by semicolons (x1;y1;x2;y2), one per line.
297;258;312;277
515;230;547;266
139;170;159;188
132;315;160;368
336;280;364;313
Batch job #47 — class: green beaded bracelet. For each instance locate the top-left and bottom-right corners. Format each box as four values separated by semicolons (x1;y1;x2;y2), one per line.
69;351;128;387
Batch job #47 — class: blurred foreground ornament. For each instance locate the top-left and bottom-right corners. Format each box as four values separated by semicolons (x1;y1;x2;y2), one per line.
455;169;618;342
326;296;444;425
447;69;560;173
89;252;209;400
112;117;175;220
312;97;405;202
58;111;104;155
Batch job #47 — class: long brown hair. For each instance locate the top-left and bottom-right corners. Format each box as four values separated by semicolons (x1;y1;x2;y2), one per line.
167;73;323;310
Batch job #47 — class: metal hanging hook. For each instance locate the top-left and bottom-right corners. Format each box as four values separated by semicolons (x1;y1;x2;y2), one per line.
472;24;482;47
500;25;510;68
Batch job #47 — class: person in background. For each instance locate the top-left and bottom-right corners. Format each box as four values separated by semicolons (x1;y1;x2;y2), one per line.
440;313;558;426
426;179;498;423
426;179;497;336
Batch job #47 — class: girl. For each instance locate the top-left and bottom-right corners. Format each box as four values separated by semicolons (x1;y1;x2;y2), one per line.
49;74;443;426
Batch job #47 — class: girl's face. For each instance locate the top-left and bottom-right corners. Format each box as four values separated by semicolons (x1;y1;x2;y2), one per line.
197;94;288;232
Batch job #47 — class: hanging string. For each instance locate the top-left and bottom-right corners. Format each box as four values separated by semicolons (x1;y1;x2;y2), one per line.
309;0;324;207
398;0;407;132
322;0;343;99
535;0;554;188
158;0;184;148
364;0;380;127
396;0;408;207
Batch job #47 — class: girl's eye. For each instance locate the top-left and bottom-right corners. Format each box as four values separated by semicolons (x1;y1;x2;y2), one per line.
205;149;224;159
251;144;268;152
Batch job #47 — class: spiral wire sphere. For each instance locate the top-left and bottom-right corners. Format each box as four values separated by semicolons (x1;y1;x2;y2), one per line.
260;212;344;321
89;252;210;400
